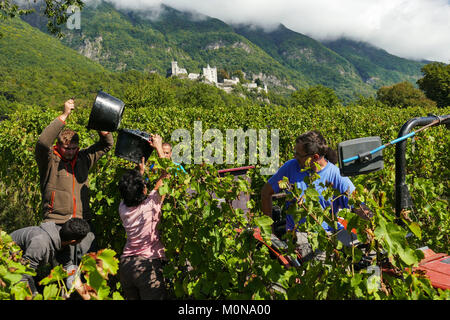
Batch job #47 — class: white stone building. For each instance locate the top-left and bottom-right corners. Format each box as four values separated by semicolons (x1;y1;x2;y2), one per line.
171;61;187;76
202;64;218;84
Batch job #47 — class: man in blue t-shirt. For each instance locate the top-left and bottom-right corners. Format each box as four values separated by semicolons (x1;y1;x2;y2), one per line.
267;157;354;232
261;131;371;257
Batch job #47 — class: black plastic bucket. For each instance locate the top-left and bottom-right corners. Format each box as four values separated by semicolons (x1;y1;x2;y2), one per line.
115;129;154;163
87;91;125;132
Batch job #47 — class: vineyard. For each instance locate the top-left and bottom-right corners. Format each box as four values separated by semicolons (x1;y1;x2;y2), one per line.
0;97;449;299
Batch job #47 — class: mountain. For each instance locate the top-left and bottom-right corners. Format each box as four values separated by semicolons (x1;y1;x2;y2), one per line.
233;24;375;100
18;1;428;101
0;16;149;111
322;38;429;87
55;2;301;93
0;16;107;109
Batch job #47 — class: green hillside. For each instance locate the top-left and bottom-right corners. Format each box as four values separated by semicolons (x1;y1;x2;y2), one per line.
140;6;305;87
17;2;363;99
233;24;376;101
16;1;428;102
49;2;302;93
322;38;427;88
0;17;117;110
0;16;261;117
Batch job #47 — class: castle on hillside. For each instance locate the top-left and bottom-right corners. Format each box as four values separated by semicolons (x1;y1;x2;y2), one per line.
167;61;267;94
203;64;218;84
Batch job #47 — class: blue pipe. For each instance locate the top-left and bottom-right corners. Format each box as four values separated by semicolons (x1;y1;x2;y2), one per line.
342;131;416;164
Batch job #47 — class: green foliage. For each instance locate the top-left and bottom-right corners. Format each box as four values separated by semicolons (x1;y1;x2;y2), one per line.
289;85;341;108
275;165;446;299
18;2;428;101
124;75;177;109
0;0;84;38
74;249;122;300
41;0;85;38
377;81;436;108
417;62;450;108
158;162;289;299
1;0;449;301
0;229;122;300
0;231;35;299
0;93;448;299
0;0;33;22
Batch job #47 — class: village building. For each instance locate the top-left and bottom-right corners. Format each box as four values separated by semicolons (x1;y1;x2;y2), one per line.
167;61;267;94
202;64;218;84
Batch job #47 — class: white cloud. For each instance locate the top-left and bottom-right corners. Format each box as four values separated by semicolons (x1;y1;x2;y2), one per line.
100;0;450;63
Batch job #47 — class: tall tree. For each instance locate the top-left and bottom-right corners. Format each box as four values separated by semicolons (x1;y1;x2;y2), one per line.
290;85;341;108
417;62;450;108
376;81;436;108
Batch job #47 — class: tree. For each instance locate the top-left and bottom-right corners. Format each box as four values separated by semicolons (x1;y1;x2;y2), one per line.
0;0;84;38
231;70;246;83
377;81;436;108
254;78;263;87
290;85;341;108
0;0;33;21
124;75;177;109
417;62;450;108
181;82;224;109
217;69;229;83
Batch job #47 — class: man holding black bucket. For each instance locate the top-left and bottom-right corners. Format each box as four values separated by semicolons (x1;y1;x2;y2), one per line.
34;98;114;282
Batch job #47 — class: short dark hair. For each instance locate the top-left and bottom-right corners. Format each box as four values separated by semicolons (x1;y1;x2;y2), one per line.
60;218;90;242
295;130;338;164
118;169;147;207
57;129;79;145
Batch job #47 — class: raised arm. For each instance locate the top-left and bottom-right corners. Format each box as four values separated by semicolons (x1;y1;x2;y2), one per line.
149;134;169;197
35;99;74;168
83;130;114;169
137;134;169;201
149;134;165;158
59;99;75;123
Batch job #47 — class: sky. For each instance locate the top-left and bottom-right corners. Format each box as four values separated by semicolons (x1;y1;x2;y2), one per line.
95;0;450;63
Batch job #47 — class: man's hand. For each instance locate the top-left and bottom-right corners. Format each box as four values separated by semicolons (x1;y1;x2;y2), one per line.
59;98;75;122
149;134;162;148
149;134;164;158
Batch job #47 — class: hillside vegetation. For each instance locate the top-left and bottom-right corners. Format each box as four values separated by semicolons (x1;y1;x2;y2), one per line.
20;1;428;101
1;95;448;299
0;4;449;300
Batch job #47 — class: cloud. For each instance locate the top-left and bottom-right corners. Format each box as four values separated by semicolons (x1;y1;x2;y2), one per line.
98;0;450;63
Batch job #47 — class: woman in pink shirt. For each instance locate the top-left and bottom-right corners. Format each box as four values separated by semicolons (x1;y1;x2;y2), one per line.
118;134;169;300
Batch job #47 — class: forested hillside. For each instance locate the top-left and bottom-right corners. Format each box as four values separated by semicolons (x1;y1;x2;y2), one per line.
20;1;428;101
0;17;116;112
0;16;263;115
0;2;449;301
